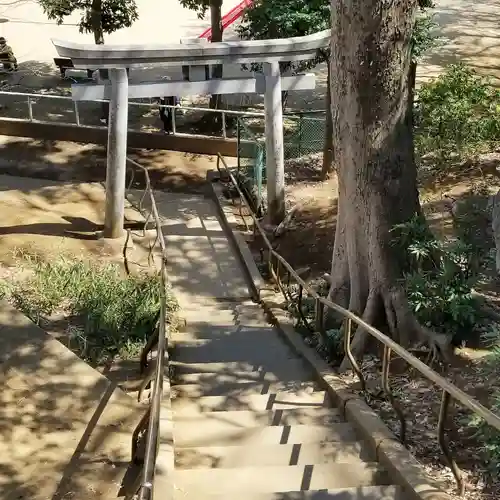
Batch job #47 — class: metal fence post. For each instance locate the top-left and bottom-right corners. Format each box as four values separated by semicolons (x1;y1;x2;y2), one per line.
236;118;241;173
171;105;177;135
222;111;227;138
298;114;303;157
73;101;80;126
27;96;33;121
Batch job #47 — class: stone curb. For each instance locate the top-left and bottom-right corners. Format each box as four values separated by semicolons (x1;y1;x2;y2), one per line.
206;170;452;500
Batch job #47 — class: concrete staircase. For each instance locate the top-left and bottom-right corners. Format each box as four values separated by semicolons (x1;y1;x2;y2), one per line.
169;300;404;500
0;300;145;500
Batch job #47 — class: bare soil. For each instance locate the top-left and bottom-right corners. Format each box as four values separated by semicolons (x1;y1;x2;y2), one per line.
0;135;225;193
347;354;500;500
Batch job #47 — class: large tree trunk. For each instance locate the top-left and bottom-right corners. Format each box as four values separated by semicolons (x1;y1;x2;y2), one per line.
328;0;450;372
91;0;104;44
209;0;224;111
321;59;335;179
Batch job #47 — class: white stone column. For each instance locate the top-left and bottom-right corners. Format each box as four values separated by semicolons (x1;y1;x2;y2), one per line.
104;68;129;239
264;62;285;225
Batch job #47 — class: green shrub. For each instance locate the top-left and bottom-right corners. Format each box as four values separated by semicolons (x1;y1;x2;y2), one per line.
411;9;440;61
391;215;480;338
469;392;500;476
415;64;500;158
8;255;178;363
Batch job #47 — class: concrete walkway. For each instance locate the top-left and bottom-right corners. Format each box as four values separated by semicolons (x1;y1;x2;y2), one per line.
158;194;403;499
0;300;144;500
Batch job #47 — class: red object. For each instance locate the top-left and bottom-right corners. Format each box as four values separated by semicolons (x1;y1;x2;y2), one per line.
199;0;253;41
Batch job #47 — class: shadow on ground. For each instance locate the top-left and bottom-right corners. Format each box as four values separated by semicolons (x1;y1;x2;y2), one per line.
0;135;218;192
0;302;144;499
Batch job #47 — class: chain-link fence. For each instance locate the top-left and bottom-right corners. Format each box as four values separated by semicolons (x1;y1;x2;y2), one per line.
236;117;266;215
284;114;326;159
235;113;326;214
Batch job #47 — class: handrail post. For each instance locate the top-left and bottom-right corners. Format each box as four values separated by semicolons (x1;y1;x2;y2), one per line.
343;318;366;393
382;345;406;444
315;298;326;343
438;390;465;496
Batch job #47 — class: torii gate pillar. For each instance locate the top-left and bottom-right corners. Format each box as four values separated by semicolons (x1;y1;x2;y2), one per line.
264;62;285;225
104;68;129;239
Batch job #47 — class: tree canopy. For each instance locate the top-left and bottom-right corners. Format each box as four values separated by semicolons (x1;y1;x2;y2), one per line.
238;0;330;73
238;0;330;41
38;0;138;44
237;0;333;176
178;0;213;18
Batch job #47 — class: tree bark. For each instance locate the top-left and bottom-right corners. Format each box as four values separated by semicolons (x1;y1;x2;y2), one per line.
321;59;335;179
408;59;417;127
209;0;223;110
91;0;104;44
328;0;451;372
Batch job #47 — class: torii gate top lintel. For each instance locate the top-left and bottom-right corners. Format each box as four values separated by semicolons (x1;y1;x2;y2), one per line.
51;29;331;68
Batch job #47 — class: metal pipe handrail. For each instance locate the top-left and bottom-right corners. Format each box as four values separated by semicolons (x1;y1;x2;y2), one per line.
125;156;169;500
0;89;325;142
0;90;326;116
0;89;266;115
216;152;500;496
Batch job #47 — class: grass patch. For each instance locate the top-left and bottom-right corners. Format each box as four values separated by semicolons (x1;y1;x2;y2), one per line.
1;253;178;364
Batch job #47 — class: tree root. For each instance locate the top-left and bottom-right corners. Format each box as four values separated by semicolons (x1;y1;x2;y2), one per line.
338;285;454;373
338;290;380;372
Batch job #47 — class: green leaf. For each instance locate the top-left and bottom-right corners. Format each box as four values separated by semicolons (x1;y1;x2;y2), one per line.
38;0;138;37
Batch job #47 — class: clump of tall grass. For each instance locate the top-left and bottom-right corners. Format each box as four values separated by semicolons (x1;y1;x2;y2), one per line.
1;253;178;364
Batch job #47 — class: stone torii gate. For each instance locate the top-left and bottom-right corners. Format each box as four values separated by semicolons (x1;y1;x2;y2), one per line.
52;31;330;238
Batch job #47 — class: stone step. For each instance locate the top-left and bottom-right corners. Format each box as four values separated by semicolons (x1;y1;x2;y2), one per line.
173;323;281;343
174;407;343;429
172;369;310;385
172;379;319;398
172;390;331;415
171;359;311;378
173;421;357;448
171;334;299;364
173;463;390;497
175;440;374;469
177;301;265;326
175;485;403;500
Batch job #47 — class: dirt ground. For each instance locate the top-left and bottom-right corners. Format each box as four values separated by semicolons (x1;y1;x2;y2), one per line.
0;135;232;193
256;153;500;288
